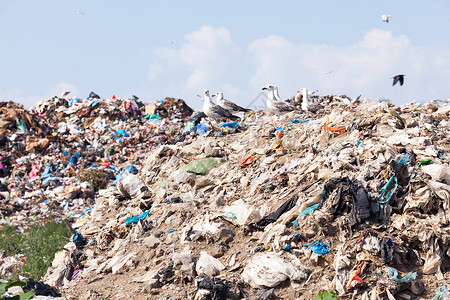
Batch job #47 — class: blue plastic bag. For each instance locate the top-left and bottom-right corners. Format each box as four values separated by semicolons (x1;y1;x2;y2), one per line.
194;123;208;136
125;209;151;225
303;242;330;255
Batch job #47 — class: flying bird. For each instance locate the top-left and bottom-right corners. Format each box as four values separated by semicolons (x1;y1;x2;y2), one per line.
262;85;297;114
392;75;405;86
77;10;85;15
382;15;391;23
202;90;238;121
215;92;251;113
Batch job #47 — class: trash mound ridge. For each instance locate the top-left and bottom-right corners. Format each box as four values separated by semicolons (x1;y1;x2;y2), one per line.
26;98;450;299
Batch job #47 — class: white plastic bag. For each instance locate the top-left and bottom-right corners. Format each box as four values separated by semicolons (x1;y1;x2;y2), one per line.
119;173;147;198
422;164;449;182
241;252;307;288
196;251;225;277
222;199;262;226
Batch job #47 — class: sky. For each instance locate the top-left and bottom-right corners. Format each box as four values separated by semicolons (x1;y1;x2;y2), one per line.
1;0;450;110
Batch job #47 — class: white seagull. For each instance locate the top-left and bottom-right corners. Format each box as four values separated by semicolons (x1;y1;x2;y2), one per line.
262;85;297;114
382;15;391;23
215;92;251;113
335;94;361;106
300;88;323;113
202;90;238;121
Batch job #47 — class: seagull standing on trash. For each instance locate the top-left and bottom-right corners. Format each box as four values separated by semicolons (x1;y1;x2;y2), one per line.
262;85;297;114
61;91;70;98
300;88;322;113
382;15;391;23
215;92;251;113
337;94;361;106
89;91;101;99
392;75;405;86
202;90;238;121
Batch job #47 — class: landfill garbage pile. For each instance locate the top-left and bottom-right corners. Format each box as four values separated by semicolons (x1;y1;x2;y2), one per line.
0;95;198;237
39;98;450;299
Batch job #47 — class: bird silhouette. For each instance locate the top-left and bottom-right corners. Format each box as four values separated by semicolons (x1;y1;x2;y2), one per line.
61;91;70;98
392;75;405;86
89;91;101;99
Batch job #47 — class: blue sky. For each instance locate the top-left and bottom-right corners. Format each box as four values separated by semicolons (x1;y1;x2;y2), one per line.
1;0;449;109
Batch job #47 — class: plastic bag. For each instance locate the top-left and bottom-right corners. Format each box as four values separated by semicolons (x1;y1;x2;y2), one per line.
118;173;149;198
186;217;222;241
303;242;330;255
222;199;262;226
196;251;225;277
181;158;224;175
422;164;449;182
241;252;307;288
386;267;416;283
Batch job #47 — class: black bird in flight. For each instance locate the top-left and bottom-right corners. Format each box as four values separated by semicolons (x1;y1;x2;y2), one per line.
392;75;405;86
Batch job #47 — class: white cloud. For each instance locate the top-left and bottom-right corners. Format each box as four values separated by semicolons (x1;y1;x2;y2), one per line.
146;27;450;109
146;26;246;109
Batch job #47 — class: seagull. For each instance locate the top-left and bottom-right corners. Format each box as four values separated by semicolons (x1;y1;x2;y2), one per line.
215;92;251;113
382;15;391;23
202;90;238;121
89;91;101;99
77;10;85;15
294;90;302;106
61;91;70;98
262;85;297;114
335;94;361;106
392;75;405;86
325;70;334;75
300;88;323;113
351;94;361;104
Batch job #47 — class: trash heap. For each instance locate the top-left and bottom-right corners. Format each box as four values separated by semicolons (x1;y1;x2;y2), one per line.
40;98;450;299
0;95;197;236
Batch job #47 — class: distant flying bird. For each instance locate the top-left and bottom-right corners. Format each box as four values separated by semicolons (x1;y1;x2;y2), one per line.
202;89;238;121
382;15;391;23
325;70;333;75
77;10;85;15
61;91;70;98
214;92;251;113
89;91;101;99
392;75;405;86
262;85;297;114
169;41;175;45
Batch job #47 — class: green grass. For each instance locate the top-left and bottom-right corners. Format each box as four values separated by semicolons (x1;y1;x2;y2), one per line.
0;219;72;280
78;168;108;191
0;224;23;256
